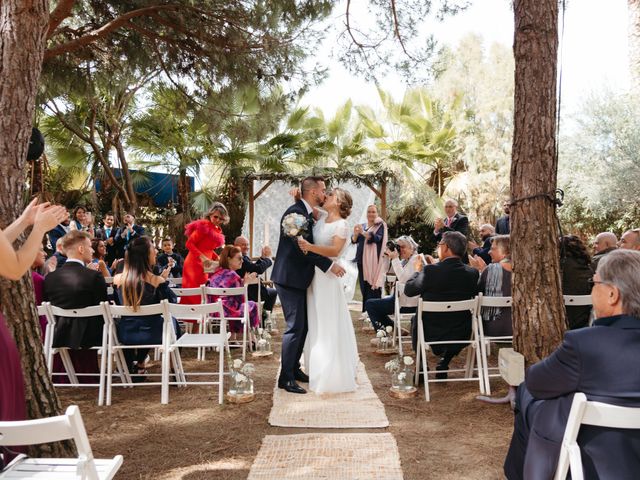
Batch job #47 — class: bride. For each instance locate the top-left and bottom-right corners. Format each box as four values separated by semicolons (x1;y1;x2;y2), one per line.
297;188;359;394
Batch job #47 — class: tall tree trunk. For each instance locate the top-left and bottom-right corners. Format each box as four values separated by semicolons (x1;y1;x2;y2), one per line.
115;139;138;213
511;0;566;363
220;171;247;242
0;0;74;456
630;0;640;93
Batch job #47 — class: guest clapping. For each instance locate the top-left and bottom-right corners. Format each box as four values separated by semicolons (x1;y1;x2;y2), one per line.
470;235;512;337
351;204;388;313
364;236;420;332
90;238;111;278
156;237;183;278
119;212;144;251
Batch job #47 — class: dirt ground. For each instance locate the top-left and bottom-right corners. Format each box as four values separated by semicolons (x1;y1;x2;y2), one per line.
58;306;513;479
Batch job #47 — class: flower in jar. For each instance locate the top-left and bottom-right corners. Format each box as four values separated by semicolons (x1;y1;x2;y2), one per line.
403;356;414;366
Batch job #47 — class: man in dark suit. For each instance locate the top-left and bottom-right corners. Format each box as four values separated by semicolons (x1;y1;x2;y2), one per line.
469;223;495;265
95;211;121;265
495;200;510;235
118;212;144;252
504;249;640;480
234;236;277;319
271;176;346;394
405;231;479;378
43;230;108;383
433;199;470;243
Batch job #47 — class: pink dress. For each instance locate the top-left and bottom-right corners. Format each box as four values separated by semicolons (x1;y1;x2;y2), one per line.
207;269;259;333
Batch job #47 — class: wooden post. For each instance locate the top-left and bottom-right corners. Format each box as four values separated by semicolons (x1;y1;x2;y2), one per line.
381;179;387;220
248;179;254;257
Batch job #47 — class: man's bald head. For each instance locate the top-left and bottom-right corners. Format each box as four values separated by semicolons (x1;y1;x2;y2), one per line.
593;232;618;254
234;236;250;255
619;229;640;251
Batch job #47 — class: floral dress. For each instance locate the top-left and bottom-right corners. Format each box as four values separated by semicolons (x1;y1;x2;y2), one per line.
207;268;259;333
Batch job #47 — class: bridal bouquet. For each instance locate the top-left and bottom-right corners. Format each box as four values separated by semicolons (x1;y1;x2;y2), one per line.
281;213;309;238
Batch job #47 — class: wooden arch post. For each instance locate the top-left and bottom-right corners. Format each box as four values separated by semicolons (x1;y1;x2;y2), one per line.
364;178;388;220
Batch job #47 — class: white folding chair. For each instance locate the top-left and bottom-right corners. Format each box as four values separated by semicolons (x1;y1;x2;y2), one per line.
390;283;414;355
42;302;110;406
37;303;51;360
476;293;513;395
166;301;230;404
170;286;209;359
103;301;184;405
203;286;251;361
0;405;123;480
563;294;594;326
168;277;182;287
554;392;640;480
104;277;114;297
413;297;485;401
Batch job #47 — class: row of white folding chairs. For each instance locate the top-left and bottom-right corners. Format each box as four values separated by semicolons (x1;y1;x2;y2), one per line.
40;299;230;406
171;284;252;361
407;293;593;401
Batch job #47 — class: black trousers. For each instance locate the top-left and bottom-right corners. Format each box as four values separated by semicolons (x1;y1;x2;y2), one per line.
275;283;307;384
357;265;382;311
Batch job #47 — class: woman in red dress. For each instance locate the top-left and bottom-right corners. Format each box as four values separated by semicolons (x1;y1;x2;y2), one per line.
181;202;227;304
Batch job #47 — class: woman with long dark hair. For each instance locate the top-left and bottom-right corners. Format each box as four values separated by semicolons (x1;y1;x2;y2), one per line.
113;236;177;377
560;235;593;329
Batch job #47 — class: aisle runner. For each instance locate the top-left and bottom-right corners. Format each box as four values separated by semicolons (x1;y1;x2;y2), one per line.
247;433;403;480
268;362;389;428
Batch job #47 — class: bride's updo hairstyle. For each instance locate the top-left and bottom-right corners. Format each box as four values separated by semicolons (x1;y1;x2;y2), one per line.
333;188;353;219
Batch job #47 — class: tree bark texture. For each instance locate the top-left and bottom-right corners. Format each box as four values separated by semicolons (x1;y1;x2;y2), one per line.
511;0;566;363
0;0;74;456
629;0;640;93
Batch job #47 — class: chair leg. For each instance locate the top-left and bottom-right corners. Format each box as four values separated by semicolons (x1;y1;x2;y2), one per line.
106;342;114;407
59;349;79;385
218;341;224;405
161;345;170;404
480;340;491;396
421;341;430;402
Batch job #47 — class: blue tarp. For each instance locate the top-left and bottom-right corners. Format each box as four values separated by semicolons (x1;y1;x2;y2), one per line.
95;168;195;207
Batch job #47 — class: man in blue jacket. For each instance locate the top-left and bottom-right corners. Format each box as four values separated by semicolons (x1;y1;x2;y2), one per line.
504;249;640;480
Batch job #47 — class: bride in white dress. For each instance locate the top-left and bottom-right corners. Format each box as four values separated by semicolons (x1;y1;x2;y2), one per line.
297;188;359;394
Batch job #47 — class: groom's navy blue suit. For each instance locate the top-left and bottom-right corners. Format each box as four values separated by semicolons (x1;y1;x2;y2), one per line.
271;200;333;384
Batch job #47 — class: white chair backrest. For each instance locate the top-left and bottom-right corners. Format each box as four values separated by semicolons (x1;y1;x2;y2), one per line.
107;301;167;317
166;301;225;320
478;293;512;308
563;295;592;307
555;392;640;480
169;277;183;286
0;405;97;478
36;304;48;316
104;276;114;285
171;286;205;303
203;286;247;297
48;303;106;318
419;297;478;314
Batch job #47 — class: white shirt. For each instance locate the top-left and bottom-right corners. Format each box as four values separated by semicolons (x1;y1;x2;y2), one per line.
65;258;85;267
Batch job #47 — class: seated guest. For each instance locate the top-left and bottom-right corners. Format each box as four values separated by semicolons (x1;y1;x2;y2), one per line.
504;249;640;480
118;212;144;252
47;208;70;252
433;199;470;242
469;224;495;265
351;204;388;314
234;236;277;321
43;230;108;383
207;245;260;334
113;236;178;376
156;237;184;278
405;231;479;378
90;238;111;278
591;231;617;271
560;235;593;330
470;235;512;337
95;211;121;265
364;235;420;332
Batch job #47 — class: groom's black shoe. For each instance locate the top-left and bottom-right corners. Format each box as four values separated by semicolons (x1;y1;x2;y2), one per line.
278;380;307;394
294;370;309;383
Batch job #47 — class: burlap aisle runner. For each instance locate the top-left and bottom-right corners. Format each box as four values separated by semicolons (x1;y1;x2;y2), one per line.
247;433;403;480
268;362;389;428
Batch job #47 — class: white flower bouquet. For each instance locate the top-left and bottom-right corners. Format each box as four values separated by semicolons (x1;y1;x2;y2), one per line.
282;213;309;238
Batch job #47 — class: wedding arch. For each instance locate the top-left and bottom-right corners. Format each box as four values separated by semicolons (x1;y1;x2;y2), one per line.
243;169;396;256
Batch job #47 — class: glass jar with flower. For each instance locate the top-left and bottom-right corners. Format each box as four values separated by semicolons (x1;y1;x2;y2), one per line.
227;357;256;402
386;355;417;397
253;327;273;357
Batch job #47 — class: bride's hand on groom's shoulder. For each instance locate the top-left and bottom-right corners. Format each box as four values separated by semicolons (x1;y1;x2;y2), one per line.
288;187;301;201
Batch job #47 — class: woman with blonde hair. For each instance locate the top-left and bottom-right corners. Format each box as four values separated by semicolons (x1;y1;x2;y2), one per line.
181;202;227;305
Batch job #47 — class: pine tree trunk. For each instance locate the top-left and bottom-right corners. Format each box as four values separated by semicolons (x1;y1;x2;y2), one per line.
0;0;74;456
511;0;566;364
629;0;640;93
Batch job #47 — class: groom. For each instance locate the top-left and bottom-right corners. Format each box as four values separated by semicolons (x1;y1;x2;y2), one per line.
271;176;346;394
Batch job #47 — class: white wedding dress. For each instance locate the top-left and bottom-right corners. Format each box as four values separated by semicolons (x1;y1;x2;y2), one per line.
304;210;359;394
